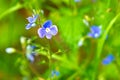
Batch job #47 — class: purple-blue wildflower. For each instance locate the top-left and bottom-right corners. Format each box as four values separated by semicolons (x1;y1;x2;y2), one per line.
26;52;36;63
75;0;81;2
38;20;58;39
102;54;114;65
26;45;36;62
51;70;60;77
88;26;101;38
26;14;38;30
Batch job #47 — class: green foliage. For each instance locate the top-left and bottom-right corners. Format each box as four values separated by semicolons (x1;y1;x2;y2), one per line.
0;0;120;80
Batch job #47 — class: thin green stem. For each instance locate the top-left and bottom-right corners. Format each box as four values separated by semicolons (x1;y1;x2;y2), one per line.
20;40;40;77
97;13;120;59
93;13;120;80
0;3;23;20
48;50;52;80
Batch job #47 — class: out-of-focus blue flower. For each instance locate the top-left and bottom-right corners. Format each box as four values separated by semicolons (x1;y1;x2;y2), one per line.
88;26;101;38
26;45;36;62
38;20;58;39
74;0;81;2
26;52;36;63
26;14;38;30
51;70;60;77
102;54;114;65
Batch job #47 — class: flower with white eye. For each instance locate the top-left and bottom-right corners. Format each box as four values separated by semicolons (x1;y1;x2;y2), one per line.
38;20;58;39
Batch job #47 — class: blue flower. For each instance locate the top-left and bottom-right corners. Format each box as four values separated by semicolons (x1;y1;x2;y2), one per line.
26;45;36;62
26;14;38;30
88;26;101;38
102;54;114;65
74;0;81;2
51;70;60;77
38;20;58;39
26;52;36;63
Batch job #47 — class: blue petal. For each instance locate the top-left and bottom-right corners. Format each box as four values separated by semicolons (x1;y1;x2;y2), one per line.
102;58;111;65
88;26;101;38
43;20;52;28
107;54;114;60
102;54;114;65
46;33;52;39
38;27;46;38
27;14;38;23
27;17;34;23
50;25;58;35
26;23;32;30
91;26;101;34
32;15;38;23
55;71;60;76
51;70;60;77
26;53;34;62
75;0;81;2
31;23;36;27
31;46;36;50
88;32;94;37
26;23;36;30
93;33;100;38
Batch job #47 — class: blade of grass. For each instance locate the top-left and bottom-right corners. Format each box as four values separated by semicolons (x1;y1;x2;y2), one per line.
93;13;120;80
0;3;23;20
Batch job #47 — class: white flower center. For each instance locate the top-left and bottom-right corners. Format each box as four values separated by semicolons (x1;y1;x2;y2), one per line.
94;33;99;38
46;28;50;33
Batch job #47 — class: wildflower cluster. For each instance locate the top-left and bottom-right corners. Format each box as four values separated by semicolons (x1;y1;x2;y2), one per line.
4;6;117;79
78;18;115;65
26;14;58;39
78;20;102;47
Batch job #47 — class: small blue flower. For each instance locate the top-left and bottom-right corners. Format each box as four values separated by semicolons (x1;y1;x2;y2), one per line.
102;54;114;65
74;0;81;2
88;26;101;38
51;70;60;77
26;14;38;30
38;20;58;39
26;45;36;62
26;52;36;63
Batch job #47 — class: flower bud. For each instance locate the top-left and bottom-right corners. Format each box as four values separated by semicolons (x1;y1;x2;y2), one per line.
5;47;16;54
78;38;84;47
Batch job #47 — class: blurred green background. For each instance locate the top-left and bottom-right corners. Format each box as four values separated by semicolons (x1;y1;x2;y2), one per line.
0;0;120;80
